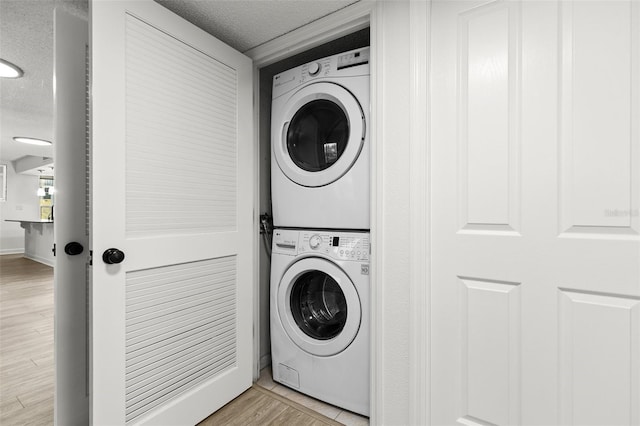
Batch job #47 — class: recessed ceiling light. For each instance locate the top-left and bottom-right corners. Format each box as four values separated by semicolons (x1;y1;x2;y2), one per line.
13;137;52;146
0;59;24;78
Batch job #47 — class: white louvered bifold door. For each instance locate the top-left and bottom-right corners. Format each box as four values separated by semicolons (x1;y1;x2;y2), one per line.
90;1;253;424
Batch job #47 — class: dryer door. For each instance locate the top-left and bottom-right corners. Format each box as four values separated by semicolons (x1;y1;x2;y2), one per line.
273;82;365;187
277;257;361;356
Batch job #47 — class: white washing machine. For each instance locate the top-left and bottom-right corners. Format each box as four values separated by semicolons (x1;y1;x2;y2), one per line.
270;228;370;416
271;47;370;230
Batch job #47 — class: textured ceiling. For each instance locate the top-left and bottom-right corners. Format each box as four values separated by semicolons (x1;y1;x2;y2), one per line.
0;0;87;166
0;0;359;164
156;0;359;53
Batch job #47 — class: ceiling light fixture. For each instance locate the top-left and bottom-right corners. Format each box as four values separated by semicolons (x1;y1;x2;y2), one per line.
0;59;24;78
13;137;52;146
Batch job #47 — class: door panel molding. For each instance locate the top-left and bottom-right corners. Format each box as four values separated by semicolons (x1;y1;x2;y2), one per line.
558;0;640;238
558;288;640;425
457;1;522;236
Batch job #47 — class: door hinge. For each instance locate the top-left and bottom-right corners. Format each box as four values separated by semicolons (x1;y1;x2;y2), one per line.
89;250;93;266
52;243;56;256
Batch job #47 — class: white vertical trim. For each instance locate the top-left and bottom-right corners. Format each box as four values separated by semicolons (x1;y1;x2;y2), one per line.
54;8;90;426
409;1;430;425
369;3;383;425
252;63;261;382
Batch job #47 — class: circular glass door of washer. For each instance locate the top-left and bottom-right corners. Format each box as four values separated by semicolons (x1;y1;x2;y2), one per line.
289;270;348;340
277;257;361;356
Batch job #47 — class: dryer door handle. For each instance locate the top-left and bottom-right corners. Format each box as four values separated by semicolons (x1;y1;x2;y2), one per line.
282;121;290;146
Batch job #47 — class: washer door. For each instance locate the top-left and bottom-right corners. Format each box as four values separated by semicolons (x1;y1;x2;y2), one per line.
277;257;361;356
274;82;365;187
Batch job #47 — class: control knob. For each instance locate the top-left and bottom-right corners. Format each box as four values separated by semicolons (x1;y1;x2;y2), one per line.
308;62;321;76
309;234;322;249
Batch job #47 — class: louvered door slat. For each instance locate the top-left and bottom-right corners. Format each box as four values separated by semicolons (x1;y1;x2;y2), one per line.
124;256;237;422
126;317;235;370
126;329;235;379
126;301;234;345
125;14;237;237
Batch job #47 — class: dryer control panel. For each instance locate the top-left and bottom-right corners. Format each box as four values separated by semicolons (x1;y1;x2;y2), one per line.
272;47;370;100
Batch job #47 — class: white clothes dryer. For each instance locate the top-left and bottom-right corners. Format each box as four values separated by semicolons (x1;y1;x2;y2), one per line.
271;47;370;230
270;228;370;416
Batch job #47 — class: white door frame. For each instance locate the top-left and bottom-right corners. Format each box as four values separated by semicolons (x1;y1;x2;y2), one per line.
246;4;372;395
245;0;377;419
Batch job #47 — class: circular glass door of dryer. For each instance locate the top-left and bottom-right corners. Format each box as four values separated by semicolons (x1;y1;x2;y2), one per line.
274;82;365;188
277;257;361;356
287;99;349;173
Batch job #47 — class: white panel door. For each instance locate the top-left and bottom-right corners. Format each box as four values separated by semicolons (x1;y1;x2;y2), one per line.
431;1;639;425
91;1;253;424
53;8;89;425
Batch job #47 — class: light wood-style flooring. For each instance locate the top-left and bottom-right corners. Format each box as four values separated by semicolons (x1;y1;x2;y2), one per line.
198;385;343;426
0;254;368;425
0;254;54;425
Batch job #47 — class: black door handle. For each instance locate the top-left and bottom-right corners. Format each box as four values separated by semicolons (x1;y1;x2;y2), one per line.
103;248;125;264
64;242;84;255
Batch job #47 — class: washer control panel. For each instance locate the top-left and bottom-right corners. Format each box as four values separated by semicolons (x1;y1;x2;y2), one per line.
299;231;370;261
273;229;370;261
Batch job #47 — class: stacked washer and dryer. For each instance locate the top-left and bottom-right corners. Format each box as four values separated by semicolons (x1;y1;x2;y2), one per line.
269;47;371;417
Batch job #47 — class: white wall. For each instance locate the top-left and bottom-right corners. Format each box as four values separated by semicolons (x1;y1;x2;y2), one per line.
0;160;40;254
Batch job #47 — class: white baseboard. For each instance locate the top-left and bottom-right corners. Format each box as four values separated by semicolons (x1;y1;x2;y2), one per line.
0;248;25;255
24;254;55;267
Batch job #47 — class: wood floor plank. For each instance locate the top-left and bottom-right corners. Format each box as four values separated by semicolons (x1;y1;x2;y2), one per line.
199;388;289;425
271;407;329;426
252;385;343;425
198;385;344;426
0;255;54;424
